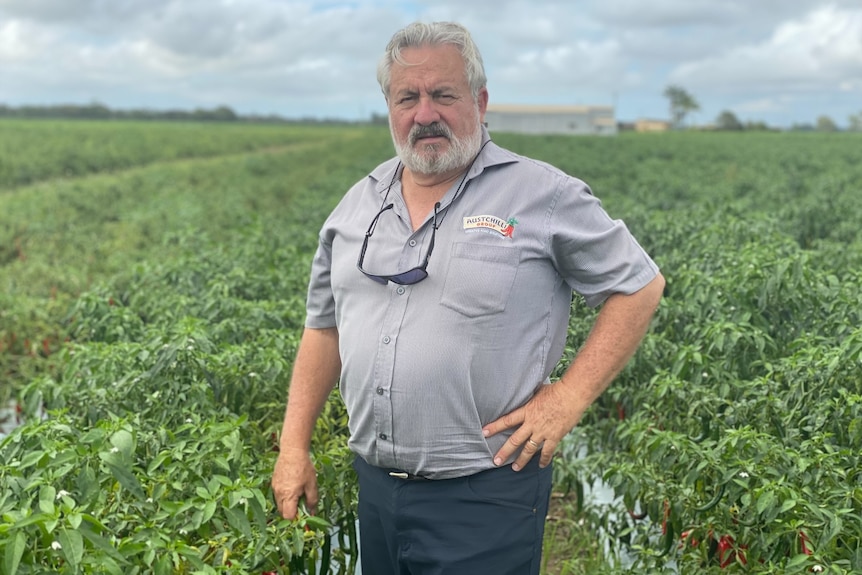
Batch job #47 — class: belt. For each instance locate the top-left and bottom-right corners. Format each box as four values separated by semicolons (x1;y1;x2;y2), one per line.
388;470;429;481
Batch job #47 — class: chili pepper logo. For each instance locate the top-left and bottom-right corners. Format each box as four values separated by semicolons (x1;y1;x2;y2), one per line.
503;218;518;238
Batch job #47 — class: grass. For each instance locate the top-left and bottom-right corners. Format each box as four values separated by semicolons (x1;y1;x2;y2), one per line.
543;492;611;574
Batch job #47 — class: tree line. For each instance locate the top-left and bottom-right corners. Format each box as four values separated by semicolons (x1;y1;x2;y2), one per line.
0;103;356;124
663;85;861;132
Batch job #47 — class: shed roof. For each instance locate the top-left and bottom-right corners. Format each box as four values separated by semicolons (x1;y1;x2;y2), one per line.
486;104;614;114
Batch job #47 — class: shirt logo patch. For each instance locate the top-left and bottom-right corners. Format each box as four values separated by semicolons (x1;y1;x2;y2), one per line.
463;215;518;238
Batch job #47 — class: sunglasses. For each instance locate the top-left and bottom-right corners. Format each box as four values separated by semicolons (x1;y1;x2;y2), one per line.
356;201;440;285
356;138;489;286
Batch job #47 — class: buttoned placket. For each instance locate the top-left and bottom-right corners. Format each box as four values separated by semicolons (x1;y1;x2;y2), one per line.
370;198;434;468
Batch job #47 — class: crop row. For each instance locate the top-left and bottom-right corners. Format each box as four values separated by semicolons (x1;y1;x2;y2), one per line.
0;120;352;190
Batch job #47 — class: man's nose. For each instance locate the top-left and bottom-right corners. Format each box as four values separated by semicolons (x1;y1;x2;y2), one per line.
413;97;441;126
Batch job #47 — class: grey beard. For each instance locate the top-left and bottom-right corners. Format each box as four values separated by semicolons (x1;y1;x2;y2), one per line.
391;121;483;176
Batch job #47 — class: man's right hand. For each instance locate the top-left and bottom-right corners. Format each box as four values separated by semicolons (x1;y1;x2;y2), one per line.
272;446;319;519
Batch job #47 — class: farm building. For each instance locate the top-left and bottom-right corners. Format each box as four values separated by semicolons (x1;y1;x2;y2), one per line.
484;104;617;136
634;118;672;132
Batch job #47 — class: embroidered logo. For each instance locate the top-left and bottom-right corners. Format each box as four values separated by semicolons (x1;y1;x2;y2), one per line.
463;215;518;238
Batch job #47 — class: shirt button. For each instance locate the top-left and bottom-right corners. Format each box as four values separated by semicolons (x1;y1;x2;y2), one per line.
382;336;391;344
396;286;405;295
376;387;384;395
379;433;387;441
409;239;417;247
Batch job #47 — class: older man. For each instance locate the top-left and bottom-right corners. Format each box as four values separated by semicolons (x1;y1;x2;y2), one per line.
272;21;665;575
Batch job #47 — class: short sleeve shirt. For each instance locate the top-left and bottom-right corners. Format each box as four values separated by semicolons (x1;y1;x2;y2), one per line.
305;131;659;479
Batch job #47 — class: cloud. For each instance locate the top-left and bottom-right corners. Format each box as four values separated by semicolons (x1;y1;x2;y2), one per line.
0;0;400;113
670;5;862;94
0;0;859;124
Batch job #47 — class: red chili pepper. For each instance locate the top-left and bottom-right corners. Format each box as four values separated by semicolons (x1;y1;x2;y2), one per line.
717;534;747;568
799;530;812;555
680;530;700;548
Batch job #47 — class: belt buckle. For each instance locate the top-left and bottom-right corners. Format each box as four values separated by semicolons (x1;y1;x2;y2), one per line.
388;470;427;480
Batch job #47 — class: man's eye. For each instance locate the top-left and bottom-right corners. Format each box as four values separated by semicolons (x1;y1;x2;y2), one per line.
399;96;416;104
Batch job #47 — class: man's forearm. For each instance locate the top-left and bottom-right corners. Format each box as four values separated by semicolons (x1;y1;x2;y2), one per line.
279;326;342;452
558;273;665;410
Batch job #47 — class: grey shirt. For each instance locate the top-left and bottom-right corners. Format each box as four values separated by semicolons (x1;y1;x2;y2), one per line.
305;130;659;479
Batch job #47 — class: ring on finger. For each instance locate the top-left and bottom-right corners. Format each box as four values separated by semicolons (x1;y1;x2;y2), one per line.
527;439;540;448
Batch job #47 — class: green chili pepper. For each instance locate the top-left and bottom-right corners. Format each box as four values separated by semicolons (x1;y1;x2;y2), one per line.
695;483;726;512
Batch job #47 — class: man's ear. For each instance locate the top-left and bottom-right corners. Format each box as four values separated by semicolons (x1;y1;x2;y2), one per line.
477;88;489;123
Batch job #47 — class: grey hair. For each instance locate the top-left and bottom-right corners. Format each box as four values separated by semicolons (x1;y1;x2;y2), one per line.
377;22;487;101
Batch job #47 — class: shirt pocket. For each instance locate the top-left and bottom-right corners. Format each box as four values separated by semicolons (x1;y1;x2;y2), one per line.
440;242;521;317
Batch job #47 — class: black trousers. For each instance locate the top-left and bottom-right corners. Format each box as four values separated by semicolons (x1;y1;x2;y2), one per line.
353;455;553;575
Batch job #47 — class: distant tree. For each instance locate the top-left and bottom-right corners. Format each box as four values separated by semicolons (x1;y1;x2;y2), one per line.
848;112;862;132
745;120;771;131
369;112;389;125
790;123;815;132
663;85;700;129
715;110;744;131
816;115;838;132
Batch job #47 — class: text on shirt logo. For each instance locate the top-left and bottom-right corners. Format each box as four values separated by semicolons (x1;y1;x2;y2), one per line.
463;215;518;238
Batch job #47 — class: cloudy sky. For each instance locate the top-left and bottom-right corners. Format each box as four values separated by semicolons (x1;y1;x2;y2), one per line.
1;0;860;128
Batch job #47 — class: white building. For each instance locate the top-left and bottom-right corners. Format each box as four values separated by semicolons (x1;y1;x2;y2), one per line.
484;104;617;136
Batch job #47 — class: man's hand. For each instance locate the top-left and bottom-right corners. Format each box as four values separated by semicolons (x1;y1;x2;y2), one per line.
483;274;665;472
271;326;341;519
482;381;586;471
272;446;319;519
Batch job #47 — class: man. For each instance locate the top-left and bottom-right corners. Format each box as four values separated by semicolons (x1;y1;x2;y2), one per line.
272;21;665;575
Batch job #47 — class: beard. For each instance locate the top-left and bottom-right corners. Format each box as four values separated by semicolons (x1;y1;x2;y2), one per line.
391;112;483;176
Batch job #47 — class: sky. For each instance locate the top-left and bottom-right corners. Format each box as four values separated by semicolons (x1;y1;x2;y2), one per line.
1;0;861;128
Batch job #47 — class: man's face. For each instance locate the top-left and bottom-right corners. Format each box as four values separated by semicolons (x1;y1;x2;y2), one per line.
387;44;488;176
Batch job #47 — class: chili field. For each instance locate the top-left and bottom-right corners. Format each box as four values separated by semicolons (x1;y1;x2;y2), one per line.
0;119;860;574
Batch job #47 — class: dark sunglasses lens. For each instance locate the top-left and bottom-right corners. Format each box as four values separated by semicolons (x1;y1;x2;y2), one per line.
366;273;389;285
389;268;428;285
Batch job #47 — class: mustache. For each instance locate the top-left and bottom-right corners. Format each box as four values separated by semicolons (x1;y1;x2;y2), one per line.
409;123;452;145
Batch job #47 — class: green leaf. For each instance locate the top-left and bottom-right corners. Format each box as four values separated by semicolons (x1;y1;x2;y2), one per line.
109;429;135;458
19;450;45;469
248;495;268;532
154;553;172;575
59;527;84;571
79;428;106;445
786;553;811;568
104;461;146;500
304;516;332;530
224;506;253;539
4;531;26;575
202;500;217;524
38;486;56;515
68;512;83;530
147;452;172;475
756;490;776;515
12;512;53;530
79;524;127;564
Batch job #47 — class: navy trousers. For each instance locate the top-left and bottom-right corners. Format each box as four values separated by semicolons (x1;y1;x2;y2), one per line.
353;456;553;575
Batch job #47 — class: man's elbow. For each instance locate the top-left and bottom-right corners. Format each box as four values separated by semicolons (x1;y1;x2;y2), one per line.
637;272;665;313
648;272;666;301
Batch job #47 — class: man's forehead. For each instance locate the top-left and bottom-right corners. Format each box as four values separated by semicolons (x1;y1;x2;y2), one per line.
389;45;467;87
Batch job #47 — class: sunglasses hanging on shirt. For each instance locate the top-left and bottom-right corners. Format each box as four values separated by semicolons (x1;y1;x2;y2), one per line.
356;139;490;285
